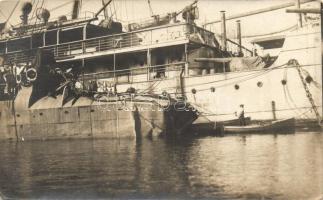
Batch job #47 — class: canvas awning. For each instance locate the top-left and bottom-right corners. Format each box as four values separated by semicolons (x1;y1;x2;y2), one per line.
251;35;285;49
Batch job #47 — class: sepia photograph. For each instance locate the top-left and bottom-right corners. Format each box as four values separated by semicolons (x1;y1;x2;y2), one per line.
0;0;322;199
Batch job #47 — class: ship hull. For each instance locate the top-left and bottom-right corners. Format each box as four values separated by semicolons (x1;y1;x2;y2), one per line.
0;89;197;141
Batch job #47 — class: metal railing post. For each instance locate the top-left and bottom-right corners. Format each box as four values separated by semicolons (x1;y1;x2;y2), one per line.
130;33;133;47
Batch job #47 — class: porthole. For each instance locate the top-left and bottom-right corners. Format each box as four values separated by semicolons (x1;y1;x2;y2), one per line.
162;91;168;96
16;114;20;117
234;84;240;90
39;112;43;116
257;81;263;88
191;88;197;94
305;75;313;84
210;87;215;93
64;110;69;114
281;80;287;85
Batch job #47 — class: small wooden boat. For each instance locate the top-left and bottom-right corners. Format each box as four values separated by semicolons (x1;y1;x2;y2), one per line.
218;117;251;126
224;118;295;134
188;115;216;135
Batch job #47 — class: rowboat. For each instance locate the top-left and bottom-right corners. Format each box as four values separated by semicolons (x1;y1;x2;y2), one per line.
218;117;251;126
224;118;295;134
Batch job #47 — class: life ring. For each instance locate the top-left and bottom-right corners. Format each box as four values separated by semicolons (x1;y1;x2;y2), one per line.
16;73;22;84
26;68;37;82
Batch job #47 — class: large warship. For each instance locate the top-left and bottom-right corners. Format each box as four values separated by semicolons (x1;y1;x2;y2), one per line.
0;0;321;141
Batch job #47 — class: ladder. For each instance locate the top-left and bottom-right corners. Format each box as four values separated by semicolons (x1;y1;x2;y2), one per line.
289;59;322;125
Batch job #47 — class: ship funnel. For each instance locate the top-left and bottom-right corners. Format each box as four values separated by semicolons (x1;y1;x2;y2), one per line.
236;20;242;56
21;2;33;25
36;8;50;24
220;11;227;51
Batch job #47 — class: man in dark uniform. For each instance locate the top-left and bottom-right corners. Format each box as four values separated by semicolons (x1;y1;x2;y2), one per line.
236;104;246;126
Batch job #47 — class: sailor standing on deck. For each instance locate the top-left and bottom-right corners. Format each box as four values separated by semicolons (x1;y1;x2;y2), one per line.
236;104;246;126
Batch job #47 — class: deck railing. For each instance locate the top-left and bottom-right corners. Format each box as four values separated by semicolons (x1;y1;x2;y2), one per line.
49;23;192;59
2;23;218;64
82;62;185;84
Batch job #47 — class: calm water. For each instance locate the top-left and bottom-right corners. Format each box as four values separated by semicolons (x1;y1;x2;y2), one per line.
0;132;322;200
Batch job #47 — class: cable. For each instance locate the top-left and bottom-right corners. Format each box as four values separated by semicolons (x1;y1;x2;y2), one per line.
226;24;298;39
47;0;74;13
6;0;20;25
147;0;154;16
112;0;117;20
124;0;128;22
0;8;7;20
30;0;39;21
241;25;298;39
282;67;308;119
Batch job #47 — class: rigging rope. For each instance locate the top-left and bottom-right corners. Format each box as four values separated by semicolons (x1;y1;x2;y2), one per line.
29;0;45;35
147;0;154;16
282;68;311;119
231;24;298;39
124;0;128;22
112;0;117;20
0;9;7;21
30;0;39;21
6;0;20;25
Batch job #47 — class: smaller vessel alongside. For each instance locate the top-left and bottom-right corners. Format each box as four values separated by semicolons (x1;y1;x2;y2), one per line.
223;118;296;134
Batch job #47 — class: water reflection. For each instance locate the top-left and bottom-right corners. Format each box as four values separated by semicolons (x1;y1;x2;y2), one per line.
0;132;322;199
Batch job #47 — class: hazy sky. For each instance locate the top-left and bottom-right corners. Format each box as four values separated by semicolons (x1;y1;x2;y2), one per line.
0;0;320;39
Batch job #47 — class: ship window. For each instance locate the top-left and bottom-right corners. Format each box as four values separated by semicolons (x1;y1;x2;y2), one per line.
257;81;263;87
210;87;215;92
0;42;5;54
281;80;287;85
7;38;31;52
60;28;83;43
45;30;57;46
191;88;197;94
234;84;240;90
305;75;313;84
32;33;43;48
